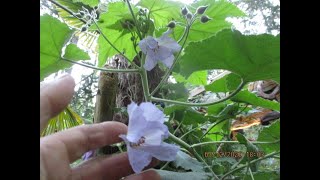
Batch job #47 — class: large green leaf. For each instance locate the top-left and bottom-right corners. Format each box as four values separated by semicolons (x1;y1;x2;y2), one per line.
156;170;211;180
231;90;280;111
257;120;280;154
138;0;184;29
40;15;73;80
172;0;245;43
173;151;205;172
179;29;280;83
73;0;99;7
64;44;90;60
41;107;84;136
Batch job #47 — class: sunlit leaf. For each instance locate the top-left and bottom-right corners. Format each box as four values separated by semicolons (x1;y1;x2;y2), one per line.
40;15;73;80
179;29;280;83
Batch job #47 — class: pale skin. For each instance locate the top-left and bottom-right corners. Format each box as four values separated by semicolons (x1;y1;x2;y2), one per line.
40;74;160;180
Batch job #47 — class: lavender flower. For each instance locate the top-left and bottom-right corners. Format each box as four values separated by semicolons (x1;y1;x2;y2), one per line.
82;150;95;161
119;102;180;173
139;30;181;71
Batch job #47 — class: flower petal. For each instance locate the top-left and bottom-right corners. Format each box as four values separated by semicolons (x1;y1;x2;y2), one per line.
139;102;165;123
139;36;158;54
127;145;153;173
141;142;180;161
126;105;147;143
144;52;158;71
127;102;138;118
156;46;173;60
161;55;175;68
143;128;165;146
157;31;181;52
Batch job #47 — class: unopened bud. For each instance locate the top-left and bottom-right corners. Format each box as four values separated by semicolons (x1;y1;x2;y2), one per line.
200;15;212;23
196;5;208;15
186;13;193;19
81;26;87;32
167;21;176;28
181;7;188;16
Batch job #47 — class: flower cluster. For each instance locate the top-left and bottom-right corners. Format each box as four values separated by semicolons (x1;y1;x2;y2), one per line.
119;102;180;173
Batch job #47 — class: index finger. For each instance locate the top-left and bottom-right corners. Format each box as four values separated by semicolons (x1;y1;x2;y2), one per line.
40;74;75;132
40;121;128;163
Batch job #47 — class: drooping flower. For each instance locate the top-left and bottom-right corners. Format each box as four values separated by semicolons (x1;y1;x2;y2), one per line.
119;102;180;173
138;30;181;71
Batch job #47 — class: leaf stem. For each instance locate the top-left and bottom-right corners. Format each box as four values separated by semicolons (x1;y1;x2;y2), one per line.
125;0;143;40
48;0;87;24
62;58;139;73
92;20;139;69
221;151;280;179
139;54;151;101
151;79;246;106
168;133;219;179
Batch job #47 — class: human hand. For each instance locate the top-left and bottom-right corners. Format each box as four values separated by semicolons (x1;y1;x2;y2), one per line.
40;74;160;180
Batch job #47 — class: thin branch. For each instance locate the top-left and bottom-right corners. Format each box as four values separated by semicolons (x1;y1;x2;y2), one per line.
92;20;139;69
221;151;280;179
48;0;86;24
151;79;246;106
191;139;280;148
125;0;143;40
168;133;219;179
62;58;139;73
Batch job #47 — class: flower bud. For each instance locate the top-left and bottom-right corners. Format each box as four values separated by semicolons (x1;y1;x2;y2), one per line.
167;21;176;28
181;7;188;16
196;5;208;15
81;26;87;32
186;13;193;19
200;15;212;23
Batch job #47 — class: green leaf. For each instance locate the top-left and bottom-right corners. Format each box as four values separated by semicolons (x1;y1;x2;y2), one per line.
138;0;184;28
236;133;261;171
207;103;227;115
64;44;90;60
73;0;99;7
96;2;138;66
41;107;84;137
205;73;241;93
257;120;280;154
156;170;211;180
164;105;187;115
173;70;207;86
205;75;228;93
173;151;205;172
163;83;189;101
231;90;280;111
172;0;245;43
40;15;73;80
179;29;280;83
183;109;208;125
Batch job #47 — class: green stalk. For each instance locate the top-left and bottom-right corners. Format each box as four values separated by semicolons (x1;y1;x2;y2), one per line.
151;79;246;106
191;139;280;148
169;133;219;179
221;151;280;179
62;58;139;73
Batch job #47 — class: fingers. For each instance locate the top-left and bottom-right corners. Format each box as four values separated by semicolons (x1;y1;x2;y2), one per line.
40;74;75;132
41;121;128;162
125;170;161;180
71;153;159;180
